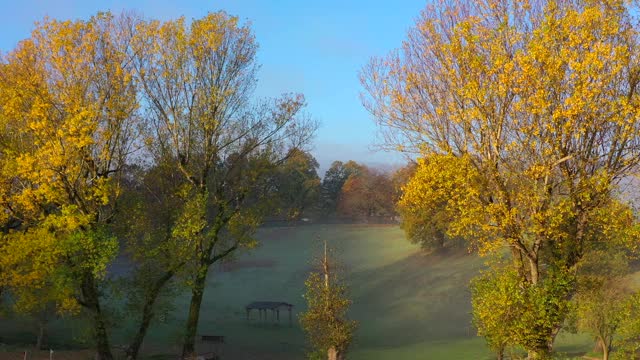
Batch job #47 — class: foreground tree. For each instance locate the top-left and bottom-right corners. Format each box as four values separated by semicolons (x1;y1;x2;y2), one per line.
397;157;462;251
471;266;521;360
362;0;640;357
615;292;640;359
391;162;462;250
132;12;316;357
0;13;138;360
571;239;638;360
300;242;356;360
114;162;189;360
573;275;626;360
472;263;574;360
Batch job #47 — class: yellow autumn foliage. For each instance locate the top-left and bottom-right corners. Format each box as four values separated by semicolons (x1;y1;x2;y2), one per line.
363;0;640;356
365;0;640;273
0;12;137;315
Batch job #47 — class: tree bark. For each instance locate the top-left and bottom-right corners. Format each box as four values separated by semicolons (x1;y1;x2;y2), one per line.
527;346;551;360
528;253;539;285
525;318;554;359
526;249;548;359
35;320;45;350
328;346;344;360
81;272;113;360
181;263;210;359
126;270;175;360
598;336;609;360
180;210;236;359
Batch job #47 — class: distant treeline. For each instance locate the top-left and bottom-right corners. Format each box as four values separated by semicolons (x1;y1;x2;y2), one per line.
268;150;417;224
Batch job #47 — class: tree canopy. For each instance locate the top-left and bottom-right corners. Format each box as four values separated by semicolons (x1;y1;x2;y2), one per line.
0;11;317;360
362;0;640;357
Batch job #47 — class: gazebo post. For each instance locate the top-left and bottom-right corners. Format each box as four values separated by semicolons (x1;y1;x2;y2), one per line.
245;302;294;326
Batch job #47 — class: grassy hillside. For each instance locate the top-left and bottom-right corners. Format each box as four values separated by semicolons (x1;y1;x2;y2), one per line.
0;224;596;359
137;224;491;359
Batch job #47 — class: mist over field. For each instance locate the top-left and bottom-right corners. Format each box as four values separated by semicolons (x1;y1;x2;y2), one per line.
3;1;640;360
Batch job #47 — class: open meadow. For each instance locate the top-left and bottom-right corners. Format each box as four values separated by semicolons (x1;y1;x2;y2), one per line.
3;1;640;359
0;224;599;360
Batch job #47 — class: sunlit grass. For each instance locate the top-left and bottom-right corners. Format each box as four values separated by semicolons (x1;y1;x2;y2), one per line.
0;224;605;359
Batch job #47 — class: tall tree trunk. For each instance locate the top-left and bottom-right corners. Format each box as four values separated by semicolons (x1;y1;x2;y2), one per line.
181;263;210;359
126;270;175;360
328;346;344;360
328;346;337;360
526;253;552;360
598;336;609;360
35;320;45;350
82;272;113;360
528;254;539;285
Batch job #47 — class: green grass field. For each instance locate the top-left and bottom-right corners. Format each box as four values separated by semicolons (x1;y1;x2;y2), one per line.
1;224;598;359
160;224;496;360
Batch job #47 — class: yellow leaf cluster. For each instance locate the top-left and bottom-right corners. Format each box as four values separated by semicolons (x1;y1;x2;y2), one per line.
0;13;136;314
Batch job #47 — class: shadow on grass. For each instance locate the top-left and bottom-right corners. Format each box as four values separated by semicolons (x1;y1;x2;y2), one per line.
348;249;485;349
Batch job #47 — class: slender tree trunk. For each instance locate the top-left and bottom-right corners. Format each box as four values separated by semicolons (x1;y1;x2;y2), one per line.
181;263;210;359
180;205;234;359
328;346;344;360
436;230;446;249
593;339;603;353
526;253;552;360
35;320;45;350
328;346;337;360
549;324;562;349
126;270;175;360
528;255;539;285
82;273;113;360
597;336;609;360
92;302;113;360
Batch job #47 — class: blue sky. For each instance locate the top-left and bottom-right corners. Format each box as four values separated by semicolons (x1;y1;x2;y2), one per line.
0;0;424;174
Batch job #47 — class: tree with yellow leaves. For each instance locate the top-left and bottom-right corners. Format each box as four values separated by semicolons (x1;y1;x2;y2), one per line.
300;241;356;360
0;12;139;360
1;10;316;360
362;0;640;357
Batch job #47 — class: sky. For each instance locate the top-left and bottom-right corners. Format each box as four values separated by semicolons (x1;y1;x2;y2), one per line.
0;0;425;174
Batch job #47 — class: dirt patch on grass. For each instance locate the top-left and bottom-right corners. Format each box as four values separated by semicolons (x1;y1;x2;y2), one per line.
219;259;276;272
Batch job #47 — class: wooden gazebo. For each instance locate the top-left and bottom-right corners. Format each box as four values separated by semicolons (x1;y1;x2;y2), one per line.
245;301;293;325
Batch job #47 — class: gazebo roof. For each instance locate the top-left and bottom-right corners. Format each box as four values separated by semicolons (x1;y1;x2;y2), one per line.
245;301;293;310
